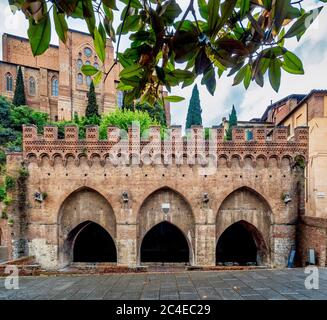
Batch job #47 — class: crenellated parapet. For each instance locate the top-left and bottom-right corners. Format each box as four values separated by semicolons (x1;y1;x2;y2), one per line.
22;125;309;167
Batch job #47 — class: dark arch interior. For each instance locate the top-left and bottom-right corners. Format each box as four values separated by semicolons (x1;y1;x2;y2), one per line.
141;222;189;263
73;222;117;262
216;222;258;265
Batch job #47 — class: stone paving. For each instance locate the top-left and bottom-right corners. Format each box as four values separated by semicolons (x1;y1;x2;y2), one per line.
0;268;327;300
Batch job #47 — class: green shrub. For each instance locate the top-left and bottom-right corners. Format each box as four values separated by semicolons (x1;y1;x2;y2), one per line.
10;105;48;133
0;187;6;202
5;175;15;190
0;150;6;166
3;195;12;206
99;109;160;139
1;210;8;219
18;167;29;179
0;96;12;128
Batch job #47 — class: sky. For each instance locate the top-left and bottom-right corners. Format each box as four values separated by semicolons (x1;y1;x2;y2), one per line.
0;0;326;127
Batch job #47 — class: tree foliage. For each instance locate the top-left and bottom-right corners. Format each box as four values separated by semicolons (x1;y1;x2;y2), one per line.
186;84;202;129
0;97;48;152
85;81;99;118
8;0;327;106
100;108;160;138
12;66;26;107
124;102;167;126
225;105;237;140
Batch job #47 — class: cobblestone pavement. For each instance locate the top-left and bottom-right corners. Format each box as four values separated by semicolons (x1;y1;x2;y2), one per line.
0;268;326;300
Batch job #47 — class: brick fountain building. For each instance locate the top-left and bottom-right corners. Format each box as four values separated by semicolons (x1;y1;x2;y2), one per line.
0;124;309;270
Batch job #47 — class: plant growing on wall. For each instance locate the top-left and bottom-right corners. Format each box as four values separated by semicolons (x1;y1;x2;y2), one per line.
12;66;26;107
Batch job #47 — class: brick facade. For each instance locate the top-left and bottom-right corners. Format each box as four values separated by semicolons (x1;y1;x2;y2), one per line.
1;125;309;269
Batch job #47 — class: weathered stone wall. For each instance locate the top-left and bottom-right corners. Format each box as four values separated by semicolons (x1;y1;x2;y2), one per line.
4;125;309;269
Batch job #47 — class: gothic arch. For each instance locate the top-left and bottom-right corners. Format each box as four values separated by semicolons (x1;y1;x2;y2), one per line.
216;220;268;265
216;186;272;265
58;187;116;267
137;187;195;265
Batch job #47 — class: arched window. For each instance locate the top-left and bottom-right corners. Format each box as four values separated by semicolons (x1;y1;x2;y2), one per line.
117;90;124;108
94;62;99;69
77;73;83;85
85;60;91;66
29;77;36;96
51;77;58;96
86;76;92;87
77;59;83;69
5;73;13;92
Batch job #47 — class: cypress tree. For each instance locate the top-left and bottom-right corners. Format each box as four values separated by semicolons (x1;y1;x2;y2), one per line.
185;84;202;129
85;81;99;118
225;105;238;140
13;66;26;106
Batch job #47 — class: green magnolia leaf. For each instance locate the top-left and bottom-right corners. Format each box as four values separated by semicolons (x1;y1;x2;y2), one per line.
53;5;68;43
201;66;216;95
164;95;185;102
117;15;140;34
274;0;291;32
118;53;133;68
94;28;106;63
216;0;237;33
27;13;51;56
81;65;99;76
284;7;323;39
282;51;304;74
120;64;143;78
198;0;208;20
207;0;220;36
98;21;107;44
104;17;116;42
102;0;118;10
116;82;134;91
120;0;142;9
269;58;281;92
160;0;182;25
240;0;250;18
243;65;251;89
82;0;96;37
232;65;247;86
93;70;103;85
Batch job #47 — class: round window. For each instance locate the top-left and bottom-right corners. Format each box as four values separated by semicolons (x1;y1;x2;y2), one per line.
84;47;92;57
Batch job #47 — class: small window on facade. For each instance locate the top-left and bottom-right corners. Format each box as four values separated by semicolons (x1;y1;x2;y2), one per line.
86;76;92;87
51;77;59;96
287;125;291;137
29;77;36;96
5;73;13;92
77;73;83;85
84;47;92;57
94;62;99;69
77;59;83;69
117;90;124;108
85;60;91;66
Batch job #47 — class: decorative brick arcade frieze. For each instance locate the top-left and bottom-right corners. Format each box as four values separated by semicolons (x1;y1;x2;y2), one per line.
22;124;309;167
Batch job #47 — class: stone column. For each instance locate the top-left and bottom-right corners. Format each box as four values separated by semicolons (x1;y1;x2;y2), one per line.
116;206;138;267
195;223;216;266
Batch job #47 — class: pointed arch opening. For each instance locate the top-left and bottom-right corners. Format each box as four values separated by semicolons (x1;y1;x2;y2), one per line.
67;221;117;262
216;187;272;266
140;221;189;263
216;220;267;265
58;187;116;267
138;187;195;265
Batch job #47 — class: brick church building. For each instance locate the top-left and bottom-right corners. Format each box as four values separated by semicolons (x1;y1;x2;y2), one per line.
1;30;132;121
